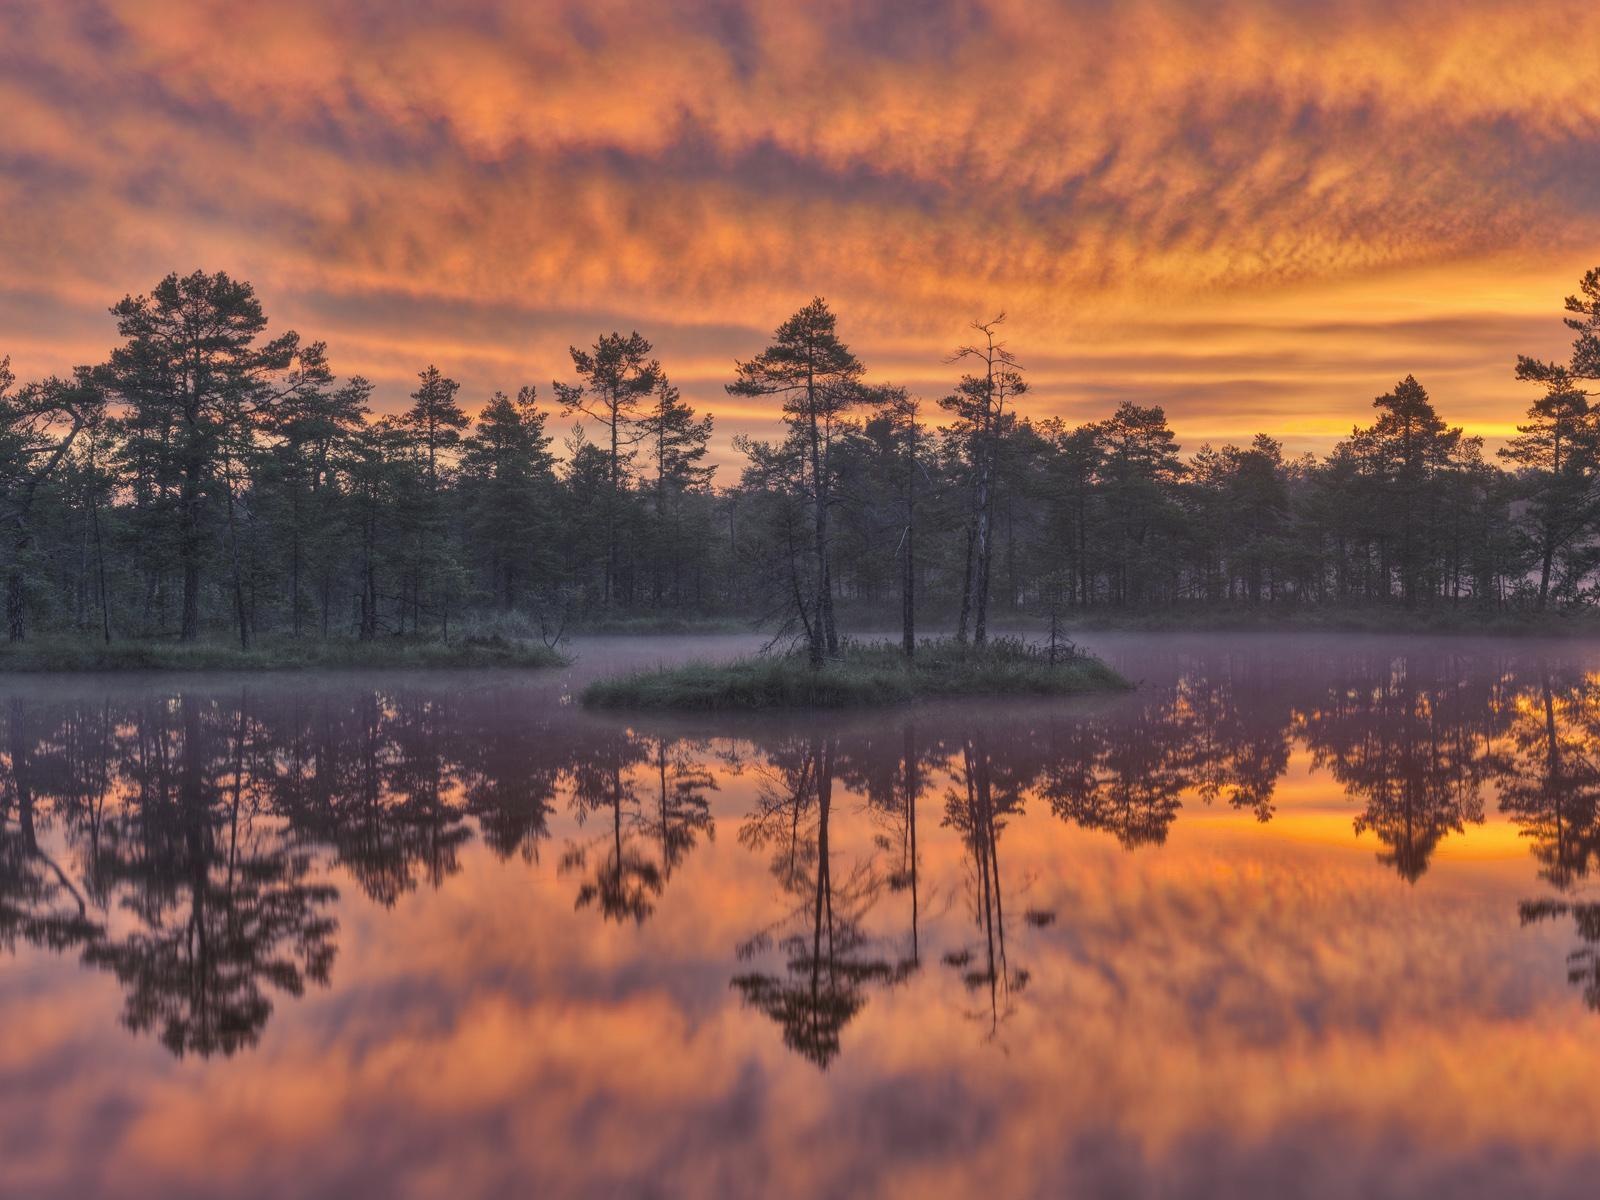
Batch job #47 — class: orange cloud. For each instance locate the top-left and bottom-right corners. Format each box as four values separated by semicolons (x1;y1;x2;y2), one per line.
2;0;1598;463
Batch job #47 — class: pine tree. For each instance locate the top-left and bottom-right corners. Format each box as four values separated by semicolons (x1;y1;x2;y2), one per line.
729;299;864;665
459;386;556;609
639;379;713;606
101;271;312;640
555;334;660;608
944;316;1027;645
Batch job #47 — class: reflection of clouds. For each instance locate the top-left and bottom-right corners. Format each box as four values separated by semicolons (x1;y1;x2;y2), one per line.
4;2;1600;454
9;837;1600;1199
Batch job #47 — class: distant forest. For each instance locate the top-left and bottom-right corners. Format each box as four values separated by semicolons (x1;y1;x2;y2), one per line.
3;267;1599;650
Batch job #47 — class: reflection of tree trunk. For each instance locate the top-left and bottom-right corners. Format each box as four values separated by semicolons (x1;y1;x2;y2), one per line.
965;736;1008;1027
7;700;88;914
810;738;834;1052
904;724;919;965
1543;678;1564;854
656;740;669;867
785;757;813;887
613;766;625;874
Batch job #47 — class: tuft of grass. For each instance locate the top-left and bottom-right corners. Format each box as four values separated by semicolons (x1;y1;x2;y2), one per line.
581;636;1129;711
0;633;568;673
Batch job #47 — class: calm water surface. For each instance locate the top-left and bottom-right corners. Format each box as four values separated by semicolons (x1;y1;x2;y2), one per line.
5;633;1600;1198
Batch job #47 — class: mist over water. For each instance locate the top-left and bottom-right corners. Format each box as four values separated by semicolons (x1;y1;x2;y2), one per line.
4;633;1600;1198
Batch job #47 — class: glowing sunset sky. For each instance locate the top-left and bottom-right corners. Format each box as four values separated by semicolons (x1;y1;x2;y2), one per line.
4;0;1599;462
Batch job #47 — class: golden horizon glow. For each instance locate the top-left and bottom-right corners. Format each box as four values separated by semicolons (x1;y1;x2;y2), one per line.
4;1;1599;466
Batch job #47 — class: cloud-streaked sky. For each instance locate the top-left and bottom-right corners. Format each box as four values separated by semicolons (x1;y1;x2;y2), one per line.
4;0;1599;462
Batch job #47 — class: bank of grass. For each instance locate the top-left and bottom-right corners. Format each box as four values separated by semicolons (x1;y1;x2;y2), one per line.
581;636;1129;711
568;613;750;636
1054;605;1600;637
0;633;568;673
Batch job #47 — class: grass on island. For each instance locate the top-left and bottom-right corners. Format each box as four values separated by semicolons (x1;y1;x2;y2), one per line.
0;633;568;673
581;636;1129;710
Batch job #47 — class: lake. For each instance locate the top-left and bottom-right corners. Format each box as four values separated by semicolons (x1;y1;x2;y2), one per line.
4;633;1600;1198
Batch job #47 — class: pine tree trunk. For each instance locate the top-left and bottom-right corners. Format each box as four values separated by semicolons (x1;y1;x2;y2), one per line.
290;488;303;638
5;566;24;643
807;400;828;668
223;468;249;651
179;445;204;641
91;481;110;644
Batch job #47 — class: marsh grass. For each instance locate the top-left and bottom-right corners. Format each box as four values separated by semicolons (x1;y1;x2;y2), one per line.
0;634;568;673
581;636;1128;710
568;614;750;636
1055;606;1600;637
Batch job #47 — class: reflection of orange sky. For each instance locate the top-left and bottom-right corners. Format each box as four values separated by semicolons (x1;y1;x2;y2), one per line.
5;2;1600;464
6;733;1600;1196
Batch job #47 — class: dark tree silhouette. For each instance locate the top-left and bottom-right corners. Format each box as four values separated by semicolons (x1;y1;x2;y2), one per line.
563;731;662;923
1297;654;1496;881
729;300;864;665
84;696;337;1057
733;735;900;1067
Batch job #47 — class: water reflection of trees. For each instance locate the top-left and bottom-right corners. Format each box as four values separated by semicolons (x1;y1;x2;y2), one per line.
1296;653;1501;881
1;698;103;954
732;735;909;1068
1038;651;1303;848
0;685;716;1057
561;734;717;924
942;732;1036;1036
1500;672;1600;1011
15;650;1600;1064
1495;675;1600;888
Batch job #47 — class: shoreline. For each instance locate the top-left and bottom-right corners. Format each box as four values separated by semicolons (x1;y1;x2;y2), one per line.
0;635;568;674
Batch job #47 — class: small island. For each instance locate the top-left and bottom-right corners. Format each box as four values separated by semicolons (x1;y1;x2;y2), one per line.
581;637;1129;710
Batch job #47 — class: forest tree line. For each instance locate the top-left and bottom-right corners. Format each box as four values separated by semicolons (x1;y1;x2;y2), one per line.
2;267;1599;649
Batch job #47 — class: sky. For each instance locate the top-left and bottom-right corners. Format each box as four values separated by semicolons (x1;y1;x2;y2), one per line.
3;0;1600;466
